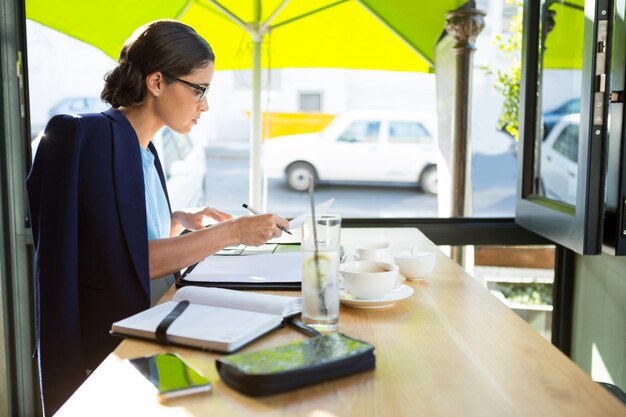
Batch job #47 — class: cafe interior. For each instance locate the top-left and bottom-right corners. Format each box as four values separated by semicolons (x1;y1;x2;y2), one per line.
1;0;626;415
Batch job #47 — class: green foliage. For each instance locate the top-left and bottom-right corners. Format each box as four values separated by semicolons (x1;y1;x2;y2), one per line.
483;0;523;140
495;281;553;306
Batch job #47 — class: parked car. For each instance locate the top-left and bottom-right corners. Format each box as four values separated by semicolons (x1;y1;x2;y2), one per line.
152;127;206;210
31;125;206;210
542;97;580;138
48;96;109;119
540;113;579;205
264;110;439;194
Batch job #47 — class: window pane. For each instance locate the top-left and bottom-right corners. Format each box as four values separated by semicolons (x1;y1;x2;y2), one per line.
473;245;556;341
27;1;526;220
552;124;579;163
299;92;322;112
388;122;431;144
26;22;208;211
161;129;179;172
532;0;585;206
337;121;380;143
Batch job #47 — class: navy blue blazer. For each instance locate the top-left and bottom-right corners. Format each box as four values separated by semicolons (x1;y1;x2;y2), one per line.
26;109;171;414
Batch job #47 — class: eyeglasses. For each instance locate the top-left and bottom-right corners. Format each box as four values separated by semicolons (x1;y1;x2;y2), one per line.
164;74;209;102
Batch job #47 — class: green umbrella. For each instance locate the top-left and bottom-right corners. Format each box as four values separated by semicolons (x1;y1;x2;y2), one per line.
543;0;585;69
26;0;465;206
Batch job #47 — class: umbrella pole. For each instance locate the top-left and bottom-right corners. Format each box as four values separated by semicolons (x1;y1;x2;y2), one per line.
249;33;264;210
206;0;265;208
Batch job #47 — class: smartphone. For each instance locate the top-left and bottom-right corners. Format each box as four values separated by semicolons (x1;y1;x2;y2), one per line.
128;353;212;402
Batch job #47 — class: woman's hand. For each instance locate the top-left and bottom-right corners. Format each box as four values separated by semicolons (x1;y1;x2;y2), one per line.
150;212;289;278
171;207;232;234
231;213;290;246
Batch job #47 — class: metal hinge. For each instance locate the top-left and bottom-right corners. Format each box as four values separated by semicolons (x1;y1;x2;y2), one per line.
622;198;626;236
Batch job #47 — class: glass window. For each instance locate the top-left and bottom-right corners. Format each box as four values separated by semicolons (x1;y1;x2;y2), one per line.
515;0;609;254
388;121;431;143
531;0;584;205
298;92;322;112
474;245;556;341
26;2;526;220
160;128;195;176
161;129;179;174
565;98;580;113
22;0;577;348
552;124;579;163
337;121;380;143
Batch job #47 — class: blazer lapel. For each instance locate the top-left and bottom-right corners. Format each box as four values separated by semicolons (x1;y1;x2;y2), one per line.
105;109;150;299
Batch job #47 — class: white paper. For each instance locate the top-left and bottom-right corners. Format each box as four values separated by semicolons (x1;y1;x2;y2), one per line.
288;197;335;229
185;251;302;283
214;243;277;256
173;286;301;317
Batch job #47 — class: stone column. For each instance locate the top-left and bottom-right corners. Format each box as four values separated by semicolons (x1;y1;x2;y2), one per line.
445;2;486;268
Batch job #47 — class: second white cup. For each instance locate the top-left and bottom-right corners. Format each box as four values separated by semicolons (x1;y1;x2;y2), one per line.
394;248;435;280
341;241;393;264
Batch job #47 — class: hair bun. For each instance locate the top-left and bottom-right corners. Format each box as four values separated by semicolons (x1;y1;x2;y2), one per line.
101;59;144;109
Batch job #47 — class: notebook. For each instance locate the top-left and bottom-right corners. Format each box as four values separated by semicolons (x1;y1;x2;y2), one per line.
178;250;302;290
111;287;302;352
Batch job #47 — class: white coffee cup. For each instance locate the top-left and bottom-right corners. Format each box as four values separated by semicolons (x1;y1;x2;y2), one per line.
341;241;393;264
340;261;399;299
394;248;435;280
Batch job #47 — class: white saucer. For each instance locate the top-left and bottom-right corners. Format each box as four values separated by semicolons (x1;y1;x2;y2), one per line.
339;284;414;309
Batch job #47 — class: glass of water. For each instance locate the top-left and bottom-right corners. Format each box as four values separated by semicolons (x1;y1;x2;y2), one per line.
301;214;341;334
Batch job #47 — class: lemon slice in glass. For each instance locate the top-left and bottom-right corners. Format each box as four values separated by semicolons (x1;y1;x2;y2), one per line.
302;252;333;290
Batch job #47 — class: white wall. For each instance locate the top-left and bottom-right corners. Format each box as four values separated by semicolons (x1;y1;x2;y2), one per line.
204;68;437;143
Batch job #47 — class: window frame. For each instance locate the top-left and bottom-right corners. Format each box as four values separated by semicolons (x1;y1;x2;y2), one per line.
515;0;613;254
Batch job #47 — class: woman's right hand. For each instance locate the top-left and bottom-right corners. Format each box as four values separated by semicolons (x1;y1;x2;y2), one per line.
231;213;290;246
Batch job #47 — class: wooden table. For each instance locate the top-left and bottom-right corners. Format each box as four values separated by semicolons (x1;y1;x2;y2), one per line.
57;229;626;416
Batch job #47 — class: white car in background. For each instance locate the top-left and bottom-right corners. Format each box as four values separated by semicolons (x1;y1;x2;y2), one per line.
264;110;439;194
151;127;206;210
540;113;579;205
31;126;206;210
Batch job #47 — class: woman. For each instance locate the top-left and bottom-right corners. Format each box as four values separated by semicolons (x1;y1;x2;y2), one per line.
26;20;288;414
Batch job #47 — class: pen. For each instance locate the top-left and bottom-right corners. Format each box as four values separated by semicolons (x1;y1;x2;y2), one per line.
242;203;292;235
286;317;321;337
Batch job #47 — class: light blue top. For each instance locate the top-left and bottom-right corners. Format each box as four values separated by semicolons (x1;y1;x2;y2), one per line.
140;146;171;240
140;146;174;305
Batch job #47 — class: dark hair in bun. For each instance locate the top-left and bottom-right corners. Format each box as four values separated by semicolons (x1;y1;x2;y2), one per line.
101;20;215;109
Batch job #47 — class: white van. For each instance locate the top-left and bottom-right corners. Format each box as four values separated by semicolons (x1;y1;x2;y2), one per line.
264;110;438;194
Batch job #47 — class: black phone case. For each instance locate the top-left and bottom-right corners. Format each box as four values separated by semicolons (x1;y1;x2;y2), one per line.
215;333;375;396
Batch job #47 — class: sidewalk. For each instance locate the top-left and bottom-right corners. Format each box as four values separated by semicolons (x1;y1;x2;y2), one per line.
205;141;249;160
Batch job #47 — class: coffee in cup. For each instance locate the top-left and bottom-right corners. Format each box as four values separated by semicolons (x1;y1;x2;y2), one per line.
340;261;398;299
